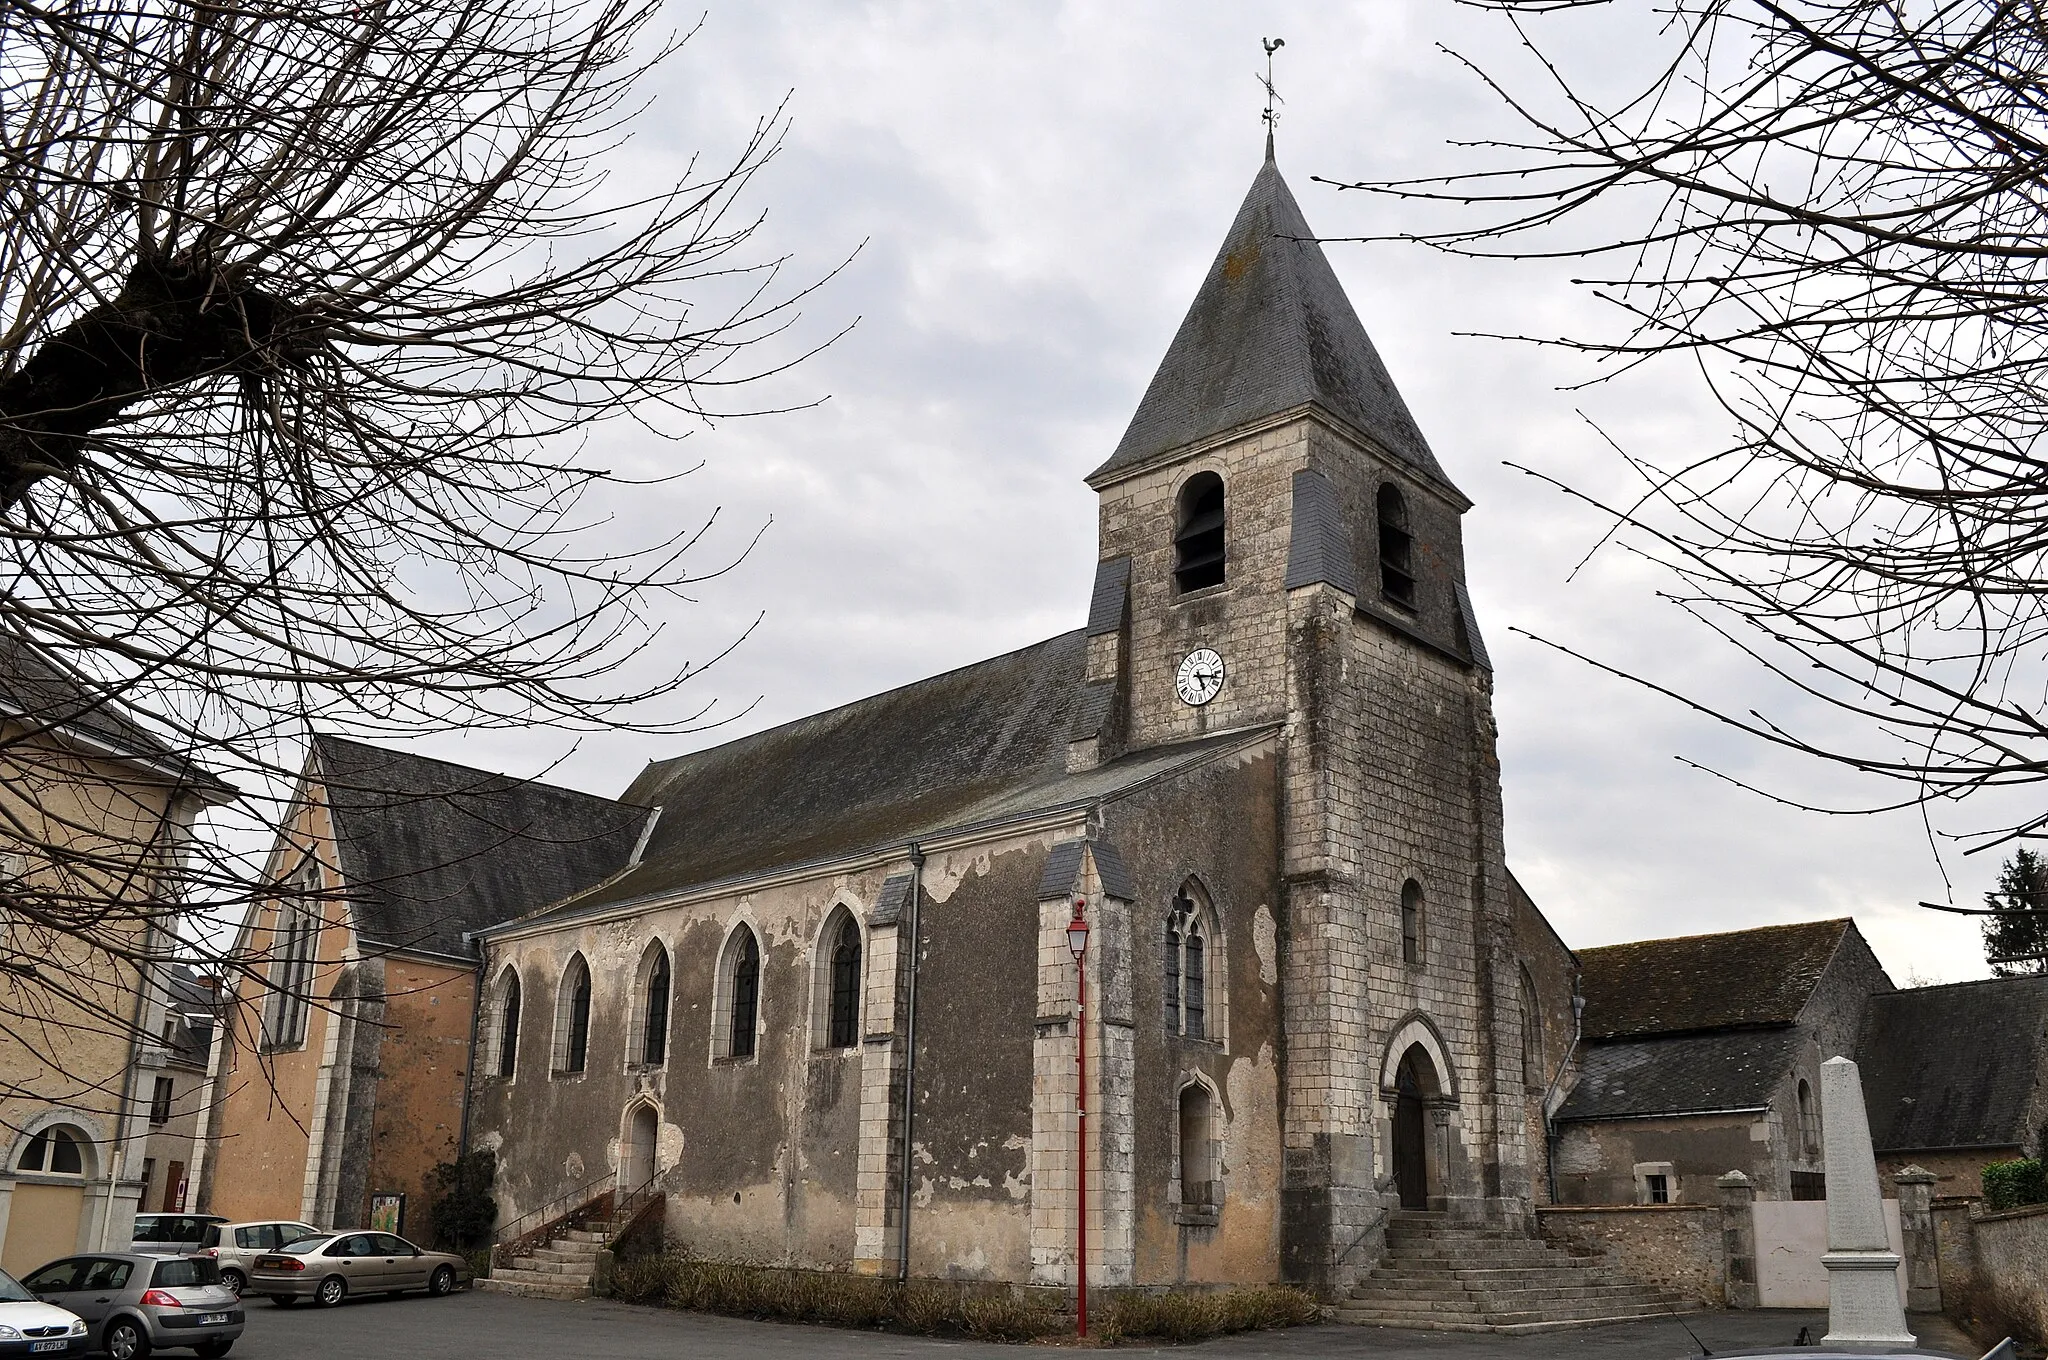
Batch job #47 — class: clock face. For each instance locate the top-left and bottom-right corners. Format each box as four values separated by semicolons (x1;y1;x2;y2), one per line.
1175;648;1226;706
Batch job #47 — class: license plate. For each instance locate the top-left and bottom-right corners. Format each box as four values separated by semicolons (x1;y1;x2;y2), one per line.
199;1313;228;1324
31;1341;66;1353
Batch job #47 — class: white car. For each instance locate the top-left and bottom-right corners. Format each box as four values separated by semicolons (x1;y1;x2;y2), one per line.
0;1268;87;1356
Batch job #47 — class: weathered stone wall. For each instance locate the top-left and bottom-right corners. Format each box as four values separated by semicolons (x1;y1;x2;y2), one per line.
1879;1149;2022;1201
1104;741;1283;1286
1536;1204;1725;1305
1508;877;1577;1203
1552;1112;1766;1206
1964;1202;2048;1342
357;957;473;1242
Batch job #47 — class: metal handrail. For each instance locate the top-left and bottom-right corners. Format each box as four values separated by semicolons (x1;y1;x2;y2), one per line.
491;1169;616;1267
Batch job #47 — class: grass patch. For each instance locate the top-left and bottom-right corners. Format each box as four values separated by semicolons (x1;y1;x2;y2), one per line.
1096;1286;1322;1344
606;1252;1061;1341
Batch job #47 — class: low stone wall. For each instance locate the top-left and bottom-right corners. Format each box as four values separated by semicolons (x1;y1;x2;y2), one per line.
1970;1202;2048;1342
1930;1199;1979;1309
1536;1205;1724;1306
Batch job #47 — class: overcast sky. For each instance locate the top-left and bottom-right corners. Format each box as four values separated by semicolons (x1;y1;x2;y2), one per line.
408;1;2007;985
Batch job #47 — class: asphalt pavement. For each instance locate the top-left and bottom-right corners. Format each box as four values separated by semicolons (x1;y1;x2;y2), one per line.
223;1288;1990;1360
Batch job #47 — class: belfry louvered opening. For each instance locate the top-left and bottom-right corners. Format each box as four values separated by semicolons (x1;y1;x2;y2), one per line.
1174;473;1226;593
1378;482;1416;609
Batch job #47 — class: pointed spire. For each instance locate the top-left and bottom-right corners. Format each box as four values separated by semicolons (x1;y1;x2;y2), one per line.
1090;154;1455;492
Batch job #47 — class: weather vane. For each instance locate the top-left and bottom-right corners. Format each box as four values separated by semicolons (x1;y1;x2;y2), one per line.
1259;37;1285;142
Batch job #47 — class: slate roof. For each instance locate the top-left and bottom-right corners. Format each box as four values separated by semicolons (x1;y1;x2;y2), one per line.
0;633;233;797
503;632;1274;929
312;736;647;959
1555;1028;1801;1122
1090;148;1451;491
1859;975;2048;1152
1576;918;1854;1041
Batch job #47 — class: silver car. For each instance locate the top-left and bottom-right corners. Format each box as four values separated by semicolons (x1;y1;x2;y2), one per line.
249;1232;466;1307
21;1253;241;1359
193;1222;319;1297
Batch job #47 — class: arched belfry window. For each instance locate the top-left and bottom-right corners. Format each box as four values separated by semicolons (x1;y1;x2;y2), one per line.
629;942;670;1068
1401;880;1425;965
1378;482;1416;609
1174;472;1227;593
827;914;861;1049
716;925;761;1061
492;967;522;1079
1165;880;1218;1039
554;954;591;1075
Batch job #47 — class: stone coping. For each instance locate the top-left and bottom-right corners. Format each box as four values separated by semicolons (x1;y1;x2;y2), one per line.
1970;1200;2048;1225
1536;1204;1715;1215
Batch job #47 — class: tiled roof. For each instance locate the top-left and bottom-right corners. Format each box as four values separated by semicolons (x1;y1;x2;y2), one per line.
1089;150;1450;491
1555;1028;1801;1122
312;736;646;959
0;634;232;797
1576;918;1854;1041
1860;975;2048;1152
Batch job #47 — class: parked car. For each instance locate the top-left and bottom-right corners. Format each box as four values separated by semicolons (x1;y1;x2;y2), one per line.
0;1266;87;1355
20;1253;240;1359
127;1216;228;1256
249;1232;465;1308
193;1222;320;1297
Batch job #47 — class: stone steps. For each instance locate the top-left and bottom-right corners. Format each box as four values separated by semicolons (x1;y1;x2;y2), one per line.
1335;1212;1693;1334
477;1226;614;1301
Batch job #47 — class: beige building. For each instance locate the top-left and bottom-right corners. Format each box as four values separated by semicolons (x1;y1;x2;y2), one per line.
0;638;231;1275
135;966;219;1217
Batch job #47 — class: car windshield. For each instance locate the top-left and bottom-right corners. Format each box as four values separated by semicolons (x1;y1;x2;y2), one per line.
279;1234;331;1252
150;1258;219;1288
0;1271;32;1304
131;1216;211;1243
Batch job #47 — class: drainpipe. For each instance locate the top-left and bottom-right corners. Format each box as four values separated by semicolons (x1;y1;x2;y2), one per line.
102;931;159;1245
457;931;487;1169
1542;980;1585;1205
895;843;925;1283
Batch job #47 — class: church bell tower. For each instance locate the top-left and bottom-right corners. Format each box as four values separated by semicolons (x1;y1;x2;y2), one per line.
1073;140;1534;1293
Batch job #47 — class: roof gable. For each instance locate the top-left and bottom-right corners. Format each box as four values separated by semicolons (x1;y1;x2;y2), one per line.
1859;975;2048;1153
0;633;232;797
1089;150;1449;490
312;735;646;959
1577;918;1854;1041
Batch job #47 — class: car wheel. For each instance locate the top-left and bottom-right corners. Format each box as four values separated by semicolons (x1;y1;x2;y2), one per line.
220;1268;246;1296
428;1266;456;1297
315;1275;348;1308
104;1318;150;1360
268;1295;297;1308
195;1341;234;1358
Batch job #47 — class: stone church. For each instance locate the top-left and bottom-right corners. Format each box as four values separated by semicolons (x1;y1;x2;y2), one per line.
469;142;1580;1298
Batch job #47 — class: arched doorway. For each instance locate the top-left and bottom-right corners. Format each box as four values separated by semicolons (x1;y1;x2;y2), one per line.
2;1124;93;1276
1392;1044;1442;1210
622;1105;658;1194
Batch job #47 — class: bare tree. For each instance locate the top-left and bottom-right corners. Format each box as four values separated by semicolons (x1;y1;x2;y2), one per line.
0;0;827;1123
1324;1;2048;868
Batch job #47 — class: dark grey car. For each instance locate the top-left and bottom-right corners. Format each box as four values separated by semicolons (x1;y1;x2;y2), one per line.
21;1254;242;1359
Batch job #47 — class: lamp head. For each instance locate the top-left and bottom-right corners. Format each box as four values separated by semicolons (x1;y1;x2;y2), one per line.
1066;898;1089;963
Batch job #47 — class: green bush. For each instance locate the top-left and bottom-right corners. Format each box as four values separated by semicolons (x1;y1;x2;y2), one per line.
1096;1286;1322;1344
1982;1158;2048;1212
423;1149;498;1250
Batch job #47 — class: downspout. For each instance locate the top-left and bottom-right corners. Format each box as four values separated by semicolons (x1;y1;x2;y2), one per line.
103;934;158;1245
1542;979;1585;1205
457;931;487;1168
895;843;925;1283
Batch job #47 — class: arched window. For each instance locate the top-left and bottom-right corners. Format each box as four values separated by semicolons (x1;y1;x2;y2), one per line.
1401;880;1425;965
1797;1079;1820;1154
639;945;670;1068
1519;965;1543;1088
1378;483;1415;609
492;968;522;1080
1173;472;1226;593
554;954;591;1075
827;915;861;1049
715;926;761;1061
1178;1083;1215;1209
1165;880;1218;1039
17;1126;86;1176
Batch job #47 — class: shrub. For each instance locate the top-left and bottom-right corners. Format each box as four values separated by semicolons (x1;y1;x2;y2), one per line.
602;1252;1059;1341
423;1149;498;1251
1095;1286;1322;1344
1982;1159;2048;1212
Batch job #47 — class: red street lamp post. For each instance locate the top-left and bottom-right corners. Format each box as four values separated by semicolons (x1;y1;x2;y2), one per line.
1065;898;1090;1340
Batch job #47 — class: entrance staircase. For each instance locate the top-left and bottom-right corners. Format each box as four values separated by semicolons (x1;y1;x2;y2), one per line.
1333;1211;1698;1334
478;1225;610;1301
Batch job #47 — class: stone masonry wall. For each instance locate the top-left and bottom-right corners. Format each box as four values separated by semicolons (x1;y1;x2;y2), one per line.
1536;1205;1725;1306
